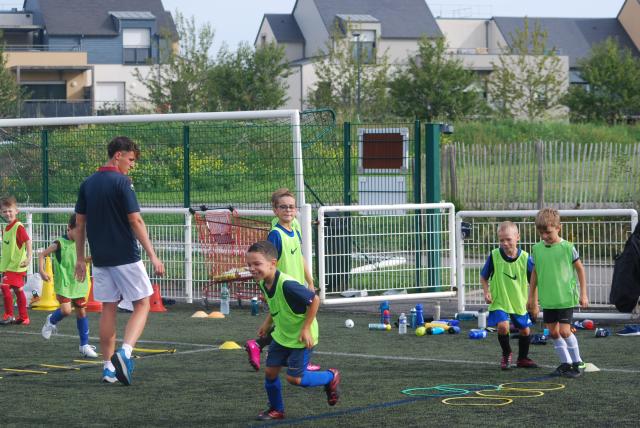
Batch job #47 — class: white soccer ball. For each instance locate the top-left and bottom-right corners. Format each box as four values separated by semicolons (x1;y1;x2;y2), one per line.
344;319;354;328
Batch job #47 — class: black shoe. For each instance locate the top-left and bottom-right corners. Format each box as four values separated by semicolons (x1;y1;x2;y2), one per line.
551;363;573;377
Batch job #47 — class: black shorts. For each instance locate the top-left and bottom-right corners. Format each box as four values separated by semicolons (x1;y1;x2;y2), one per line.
543;308;574;324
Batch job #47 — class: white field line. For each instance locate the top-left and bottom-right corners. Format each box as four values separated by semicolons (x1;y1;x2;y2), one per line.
3;330;638;374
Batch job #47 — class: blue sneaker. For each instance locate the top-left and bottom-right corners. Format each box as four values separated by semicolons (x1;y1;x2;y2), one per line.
111;349;134;386
102;368;118;383
616;325;640;336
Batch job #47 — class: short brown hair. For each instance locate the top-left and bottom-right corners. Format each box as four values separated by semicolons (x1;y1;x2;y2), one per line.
108;136;140;160
0;195;17;209
247;240;278;260
271;188;296;209
68;213;77;229
535;208;561;229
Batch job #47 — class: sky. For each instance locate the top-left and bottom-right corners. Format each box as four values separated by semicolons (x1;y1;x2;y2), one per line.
160;0;627;53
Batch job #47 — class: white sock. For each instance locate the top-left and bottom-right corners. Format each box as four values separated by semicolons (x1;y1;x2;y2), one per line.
552;337;571;363
104;360;116;371
564;334;582;363
122;343;133;359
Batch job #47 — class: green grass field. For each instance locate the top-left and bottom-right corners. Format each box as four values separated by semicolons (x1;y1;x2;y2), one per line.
1;304;638;427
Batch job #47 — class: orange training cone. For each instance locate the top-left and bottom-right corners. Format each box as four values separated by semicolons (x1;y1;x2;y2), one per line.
85;271;102;313
31;256;60;311
149;283;167;312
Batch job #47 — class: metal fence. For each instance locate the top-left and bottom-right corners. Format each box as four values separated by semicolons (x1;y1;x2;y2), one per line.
442;141;640;210
317;203;456;305
455;209;638;317
21;207;274;304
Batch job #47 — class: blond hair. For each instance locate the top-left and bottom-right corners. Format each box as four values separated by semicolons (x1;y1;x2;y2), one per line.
535;208;560;229
497;221;519;235
0;195;17;209
271;188;296;208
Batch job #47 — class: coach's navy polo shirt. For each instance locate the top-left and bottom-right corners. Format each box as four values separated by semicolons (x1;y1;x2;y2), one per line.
75;166;141;267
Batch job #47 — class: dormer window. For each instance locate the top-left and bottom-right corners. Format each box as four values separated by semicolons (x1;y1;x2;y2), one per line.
123;28;151;64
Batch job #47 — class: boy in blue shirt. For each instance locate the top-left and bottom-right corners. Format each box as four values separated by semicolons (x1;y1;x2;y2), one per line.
246;241;340;421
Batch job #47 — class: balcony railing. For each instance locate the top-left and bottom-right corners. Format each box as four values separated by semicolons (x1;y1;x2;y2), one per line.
5;44;83;52
444;47;563;55
21;99;92;118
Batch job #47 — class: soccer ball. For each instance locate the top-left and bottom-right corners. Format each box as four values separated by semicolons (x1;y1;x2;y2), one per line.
344;319;354;328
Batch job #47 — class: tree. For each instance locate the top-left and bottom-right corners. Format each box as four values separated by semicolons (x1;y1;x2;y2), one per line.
563;38;640;124
308;23;392;121
133;12;215;113
488;18;566;121
389;36;484;121
0;38;25;118
208;42;290;111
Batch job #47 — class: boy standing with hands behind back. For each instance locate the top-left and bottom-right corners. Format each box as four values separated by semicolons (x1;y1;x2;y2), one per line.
528;208;588;378
0;195;32;325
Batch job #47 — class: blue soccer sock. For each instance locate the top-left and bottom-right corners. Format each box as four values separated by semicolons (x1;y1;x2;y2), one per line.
76;316;89;346
564;334;582;363
299;370;334;387
50;308;64;324
264;377;284;412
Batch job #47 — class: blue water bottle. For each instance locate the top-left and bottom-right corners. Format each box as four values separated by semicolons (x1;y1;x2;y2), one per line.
251;297;259;316
379;301;390;323
468;329;487;339
415;304;424;326
448;326;461;334
410;307;417;329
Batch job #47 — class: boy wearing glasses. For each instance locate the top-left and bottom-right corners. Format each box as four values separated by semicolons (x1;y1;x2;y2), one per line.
245;188;318;372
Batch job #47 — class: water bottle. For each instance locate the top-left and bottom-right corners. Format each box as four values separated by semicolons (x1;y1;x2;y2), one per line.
455;312;476;321
409;307;417;329
220;285;230;315
427;327;445;335
448;326;461;334
543;328;550;337
368;323;390;331
379;301;390;323
415;304;424;326
251;297;259;316
478;309;487;330
434;301;441;321
398;313;407;335
468;329;487;339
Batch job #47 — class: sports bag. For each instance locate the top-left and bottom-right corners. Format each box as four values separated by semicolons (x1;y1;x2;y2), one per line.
610;222;640;312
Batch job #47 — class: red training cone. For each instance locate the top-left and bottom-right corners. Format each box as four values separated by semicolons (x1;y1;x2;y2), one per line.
149;283;167;312
85;275;102;313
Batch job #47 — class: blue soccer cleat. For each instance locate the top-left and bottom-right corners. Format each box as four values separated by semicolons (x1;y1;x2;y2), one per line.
616;325;640;336
102;368;118;383
111;349;135;386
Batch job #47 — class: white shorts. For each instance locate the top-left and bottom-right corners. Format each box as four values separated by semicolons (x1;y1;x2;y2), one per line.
92;261;153;303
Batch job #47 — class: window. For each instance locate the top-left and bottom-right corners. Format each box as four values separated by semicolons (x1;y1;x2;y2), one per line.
351;30;375;64
123;28;151;64
22;83;66;100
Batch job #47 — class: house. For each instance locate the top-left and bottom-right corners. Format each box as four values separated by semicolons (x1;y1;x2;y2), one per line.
256;0;640;112
255;0;442;110
2;0;176;117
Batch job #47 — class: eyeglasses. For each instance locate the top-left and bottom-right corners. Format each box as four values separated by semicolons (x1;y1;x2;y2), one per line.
277;204;296;210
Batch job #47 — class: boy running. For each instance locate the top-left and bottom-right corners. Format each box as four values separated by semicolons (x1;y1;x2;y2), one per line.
246;241;340;421
480;221;537;370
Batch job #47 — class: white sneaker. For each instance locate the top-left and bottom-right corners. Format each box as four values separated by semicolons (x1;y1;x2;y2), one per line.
79;344;98;358
41;314;57;340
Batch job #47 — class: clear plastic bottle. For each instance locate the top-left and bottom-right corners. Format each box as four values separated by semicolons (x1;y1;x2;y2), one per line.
220;285;230;315
434;301;441;321
399;313;407;334
478;309;487;330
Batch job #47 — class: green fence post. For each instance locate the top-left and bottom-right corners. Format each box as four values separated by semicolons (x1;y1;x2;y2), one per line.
414;120;422;289
41;129;49;239
425;123;442;290
343;122;352;206
183;125;190;208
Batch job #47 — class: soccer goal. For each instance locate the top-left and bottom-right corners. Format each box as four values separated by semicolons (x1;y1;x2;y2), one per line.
0;110;314;288
456;209;639;320
317;203;457;305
